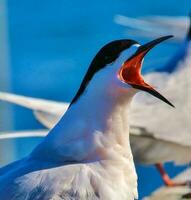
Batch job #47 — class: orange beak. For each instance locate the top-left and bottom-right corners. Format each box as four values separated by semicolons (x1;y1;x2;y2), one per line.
119;35;174;107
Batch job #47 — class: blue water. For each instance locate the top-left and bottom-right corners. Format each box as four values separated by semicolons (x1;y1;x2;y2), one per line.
4;0;190;198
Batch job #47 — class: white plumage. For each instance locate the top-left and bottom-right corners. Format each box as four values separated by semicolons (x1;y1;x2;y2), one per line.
0;44;148;200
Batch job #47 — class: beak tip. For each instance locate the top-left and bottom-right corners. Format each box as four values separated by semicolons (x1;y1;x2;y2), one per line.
157;35;174;43
166;35;174;39
165;35;174;41
161;98;175;108
165;99;175;108
170;103;175;108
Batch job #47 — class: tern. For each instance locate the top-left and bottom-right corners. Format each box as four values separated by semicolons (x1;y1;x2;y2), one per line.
0;36;173;200
1;24;191;187
1;17;191;191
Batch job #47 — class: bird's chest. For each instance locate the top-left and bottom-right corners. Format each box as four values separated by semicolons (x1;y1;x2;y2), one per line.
88;158;138;200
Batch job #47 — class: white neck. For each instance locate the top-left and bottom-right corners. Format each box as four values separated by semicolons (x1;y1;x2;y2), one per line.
31;88;138;199
31;55;139;199
32;44;140;162
32;86;137;163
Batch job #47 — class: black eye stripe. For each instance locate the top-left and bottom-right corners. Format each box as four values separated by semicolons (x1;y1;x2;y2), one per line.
70;39;138;106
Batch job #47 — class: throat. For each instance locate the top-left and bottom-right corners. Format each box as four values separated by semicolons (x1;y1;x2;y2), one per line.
31;89;136;163
87;107;132;162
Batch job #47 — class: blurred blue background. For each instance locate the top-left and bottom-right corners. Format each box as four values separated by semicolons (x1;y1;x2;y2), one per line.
0;0;190;198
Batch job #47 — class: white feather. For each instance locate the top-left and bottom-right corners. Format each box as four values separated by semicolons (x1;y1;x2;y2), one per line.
0;46;140;200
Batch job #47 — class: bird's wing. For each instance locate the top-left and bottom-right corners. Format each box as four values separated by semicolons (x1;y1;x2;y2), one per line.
114;15;189;42
0;92;69;128
0;157;102;200
130;44;191;164
130;127;191;165
0;91;67;115
34;110;62;128
141;15;188;29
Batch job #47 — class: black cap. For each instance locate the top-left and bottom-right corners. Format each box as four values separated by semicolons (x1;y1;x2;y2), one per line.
70;39;138;106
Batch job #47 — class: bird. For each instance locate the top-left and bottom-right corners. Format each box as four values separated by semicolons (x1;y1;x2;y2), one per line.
1;16;191;189
1;21;191;187
0;21;191;188
0;36;173;200
1;20;191;186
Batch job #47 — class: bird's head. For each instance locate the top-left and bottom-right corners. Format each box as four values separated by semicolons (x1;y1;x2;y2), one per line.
71;36;174;107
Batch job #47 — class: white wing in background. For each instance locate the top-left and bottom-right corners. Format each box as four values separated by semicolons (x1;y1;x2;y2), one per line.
130;127;191;165
0;91;68;128
34;110;61;128
0;91;67;115
114;15;189;42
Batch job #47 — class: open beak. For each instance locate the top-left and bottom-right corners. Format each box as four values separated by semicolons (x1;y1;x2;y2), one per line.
118;35;174;107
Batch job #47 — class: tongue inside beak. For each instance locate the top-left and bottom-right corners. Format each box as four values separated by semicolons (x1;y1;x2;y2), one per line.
118;35;174;107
